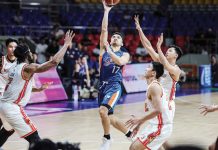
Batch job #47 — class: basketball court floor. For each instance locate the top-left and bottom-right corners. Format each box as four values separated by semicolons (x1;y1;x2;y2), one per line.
2;83;218;150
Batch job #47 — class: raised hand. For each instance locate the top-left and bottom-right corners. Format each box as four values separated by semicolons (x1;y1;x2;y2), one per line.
40;82;53;91
157;33;163;50
64;30;75;47
134;15;141;30
125;115;142;138
103;41;112;53
131;124;140;138
199;104;217;116
102;0;113;11
125;115;142;129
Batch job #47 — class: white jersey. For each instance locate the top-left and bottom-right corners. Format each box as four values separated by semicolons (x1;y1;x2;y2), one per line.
145;80;174;125
160;69;177;101
0;56;17;95
1;63;33;106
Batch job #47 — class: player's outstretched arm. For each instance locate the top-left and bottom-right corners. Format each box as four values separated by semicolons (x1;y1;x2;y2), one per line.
125;83;162;137
134;15;159;61
199;104;218;116
156;33;181;81
140;83;162;122
23;30;75;79
99;0;113;56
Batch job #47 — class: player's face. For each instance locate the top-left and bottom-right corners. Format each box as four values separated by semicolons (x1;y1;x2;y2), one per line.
165;48;178;60
81;57;86;64
145;64;155;78
110;34;123;47
7;42;17;56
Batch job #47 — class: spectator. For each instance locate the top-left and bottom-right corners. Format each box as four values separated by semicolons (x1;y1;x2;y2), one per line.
136;43;147;56
51;24;65;40
65;42;82;78
35;37;48;64
211;55;218;87
13;10;23;25
46;40;60;60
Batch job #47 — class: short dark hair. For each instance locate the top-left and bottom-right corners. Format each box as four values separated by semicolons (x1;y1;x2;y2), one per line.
111;32;124;40
29;139;57;150
152;62;164;79
14;44;30;64
169;45;183;61
168;145;203;150
5;38;18;47
211;55;216;59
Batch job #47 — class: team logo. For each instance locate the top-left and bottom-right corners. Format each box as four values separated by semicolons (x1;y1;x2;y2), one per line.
104;57;113;66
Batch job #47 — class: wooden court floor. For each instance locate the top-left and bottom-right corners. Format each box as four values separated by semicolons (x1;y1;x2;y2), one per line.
2;92;218;150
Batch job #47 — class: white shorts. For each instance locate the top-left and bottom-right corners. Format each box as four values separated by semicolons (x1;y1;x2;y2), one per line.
136;123;173;150
0;101;37;138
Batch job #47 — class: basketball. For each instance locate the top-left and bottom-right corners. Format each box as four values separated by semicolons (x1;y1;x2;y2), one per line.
105;0;120;6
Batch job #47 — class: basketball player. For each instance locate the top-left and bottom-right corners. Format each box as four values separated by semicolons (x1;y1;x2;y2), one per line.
135;15;183;149
99;1;131;150
0;38;18;145
0;30;74;146
0;39;53;147
125;62;174;150
199;104;218;150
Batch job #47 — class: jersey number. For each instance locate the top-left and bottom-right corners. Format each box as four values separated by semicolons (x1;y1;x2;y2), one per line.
112;66;120;73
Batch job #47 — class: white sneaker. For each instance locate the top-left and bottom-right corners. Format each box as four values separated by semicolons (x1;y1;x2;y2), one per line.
99;137;111;150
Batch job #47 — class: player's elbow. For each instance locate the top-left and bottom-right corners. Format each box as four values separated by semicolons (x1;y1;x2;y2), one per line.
50;59;59;66
154;109;162;115
117;60;127;66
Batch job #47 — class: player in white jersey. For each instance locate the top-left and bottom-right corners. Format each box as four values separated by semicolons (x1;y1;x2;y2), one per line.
126;62;173;150
134;16;183;149
0;38;18;97
0;30;75;146
0;38;18;145
0;39;53;147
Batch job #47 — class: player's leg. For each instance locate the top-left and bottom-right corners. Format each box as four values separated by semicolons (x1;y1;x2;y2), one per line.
99;84;122;150
135;124;172;150
209;137;218;150
161;141;171;150
109;115;132;138
0;103;15;146
129;139;147;150
0;103;39;145
99;105;111;138
98;89;112;150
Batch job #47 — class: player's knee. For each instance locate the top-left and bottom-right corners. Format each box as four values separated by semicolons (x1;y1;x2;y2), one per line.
99;107;108;118
209;143;215;150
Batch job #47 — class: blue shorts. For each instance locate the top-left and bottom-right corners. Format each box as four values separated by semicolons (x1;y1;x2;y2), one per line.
98;81;122;115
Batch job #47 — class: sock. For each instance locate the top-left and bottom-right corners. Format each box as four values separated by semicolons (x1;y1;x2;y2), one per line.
103;134;110;140
0;128;15;147
25;131;40;144
125;130;132;138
